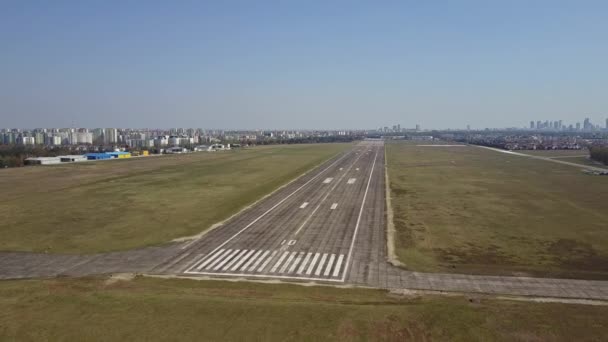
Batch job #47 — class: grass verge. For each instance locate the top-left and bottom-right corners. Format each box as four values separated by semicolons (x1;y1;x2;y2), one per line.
386;141;608;279
0;276;606;341
0;144;350;253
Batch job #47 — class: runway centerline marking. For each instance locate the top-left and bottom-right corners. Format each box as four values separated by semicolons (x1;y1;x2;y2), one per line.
293;150;366;235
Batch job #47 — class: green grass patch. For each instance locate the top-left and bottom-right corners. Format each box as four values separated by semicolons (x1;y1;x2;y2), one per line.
0;276;606;341
0;144;350;253
387;141;608;279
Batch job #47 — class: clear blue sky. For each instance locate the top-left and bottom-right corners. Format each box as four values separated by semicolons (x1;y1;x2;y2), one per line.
1;1;607;129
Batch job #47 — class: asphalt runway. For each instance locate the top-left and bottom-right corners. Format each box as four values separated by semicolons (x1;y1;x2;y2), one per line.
160;140;386;283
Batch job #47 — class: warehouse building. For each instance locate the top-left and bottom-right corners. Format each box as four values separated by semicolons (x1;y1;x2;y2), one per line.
25;157;62;165
59;155;87;162
85;153;112;160
106;151;131;158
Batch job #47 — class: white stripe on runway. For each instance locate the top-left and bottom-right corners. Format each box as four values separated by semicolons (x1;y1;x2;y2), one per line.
231;250;255;271
279;252;297;274
240;250;262;271
332;255;344;277
356;168;359;171
297;253;313;275
323;254;335;276
257;251;277;272
203;249;232;270
330;203;338;210
249;250;270;272
213;249;240;270
314;253;328;276
270;251;290;273
288;252;305;274
339;168;343;171
347;178;356;184
222;249;248;271
323;178;333;184
299;202;309;209
306;253;320;275
195;249;225;270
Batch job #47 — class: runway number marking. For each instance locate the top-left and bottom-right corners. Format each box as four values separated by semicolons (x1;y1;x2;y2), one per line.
280;239;297;246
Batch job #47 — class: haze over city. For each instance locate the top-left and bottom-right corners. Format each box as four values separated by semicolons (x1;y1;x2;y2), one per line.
2;1;607;129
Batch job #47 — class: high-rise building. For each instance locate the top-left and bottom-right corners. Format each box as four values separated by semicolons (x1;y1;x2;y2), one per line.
605;118;608;130
530;121;535;129
104;128;118;144
576;122;581;131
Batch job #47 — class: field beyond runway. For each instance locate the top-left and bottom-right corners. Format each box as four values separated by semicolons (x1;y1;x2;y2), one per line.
2;276;607;341
387;141;608;279
0;144;351;253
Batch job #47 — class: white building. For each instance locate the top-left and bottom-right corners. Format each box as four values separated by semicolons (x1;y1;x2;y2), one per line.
59;155;87;162
25;157;62;165
18;136;35;145
104;128;118;144
154;136;169;147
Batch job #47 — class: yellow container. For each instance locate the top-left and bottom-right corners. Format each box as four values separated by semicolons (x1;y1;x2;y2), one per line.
142;151;149;156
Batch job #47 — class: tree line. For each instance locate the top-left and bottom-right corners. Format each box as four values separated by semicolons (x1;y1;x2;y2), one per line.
589;146;608;165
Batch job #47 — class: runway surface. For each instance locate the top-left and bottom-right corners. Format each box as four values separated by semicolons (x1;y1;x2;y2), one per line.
157;140;387;283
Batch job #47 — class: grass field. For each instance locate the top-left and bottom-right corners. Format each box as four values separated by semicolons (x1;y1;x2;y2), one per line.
0;144;350;254
0;276;606;341
387;141;608;279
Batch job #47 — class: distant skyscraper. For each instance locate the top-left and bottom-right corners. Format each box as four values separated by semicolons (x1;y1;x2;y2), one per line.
583;118;591;131
530;121;535;129
605;118;608;130
576;122;581;131
415;124;420;131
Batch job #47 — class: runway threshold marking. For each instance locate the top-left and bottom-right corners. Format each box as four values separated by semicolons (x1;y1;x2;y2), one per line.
185;248;347;280
184;150;352;274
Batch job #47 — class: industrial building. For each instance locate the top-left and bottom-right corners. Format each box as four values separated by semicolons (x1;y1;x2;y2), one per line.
106;151;132;158
85;153;113;160
24;157;62;165
59;155;87;162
